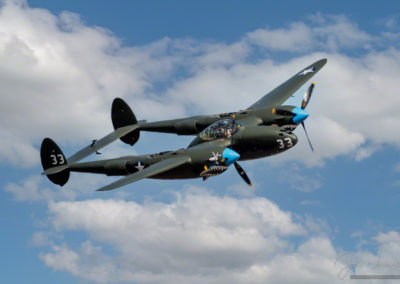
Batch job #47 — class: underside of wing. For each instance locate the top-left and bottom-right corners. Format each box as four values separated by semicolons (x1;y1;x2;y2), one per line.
96;155;191;191
248;58;327;109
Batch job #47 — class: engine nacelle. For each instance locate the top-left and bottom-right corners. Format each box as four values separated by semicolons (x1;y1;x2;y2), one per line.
174;119;199;135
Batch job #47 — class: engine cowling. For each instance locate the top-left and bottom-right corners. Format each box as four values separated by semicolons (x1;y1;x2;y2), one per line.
174;119;199;135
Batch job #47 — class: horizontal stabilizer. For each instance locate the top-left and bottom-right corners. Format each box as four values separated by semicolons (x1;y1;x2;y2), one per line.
68;124;139;163
42;164;69;175
97;155;191;191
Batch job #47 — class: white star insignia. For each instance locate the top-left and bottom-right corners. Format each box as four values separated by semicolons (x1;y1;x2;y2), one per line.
135;161;145;171
298;67;315;76
209;152;221;162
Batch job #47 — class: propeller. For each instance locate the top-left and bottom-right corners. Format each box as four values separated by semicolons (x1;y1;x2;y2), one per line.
299;82;315;152
234;162;253;187
301;82;315;110
218;148;253;187
301;122;314;152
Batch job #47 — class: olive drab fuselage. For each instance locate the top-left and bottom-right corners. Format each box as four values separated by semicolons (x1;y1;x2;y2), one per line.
41;58;327;191
69;117;298;180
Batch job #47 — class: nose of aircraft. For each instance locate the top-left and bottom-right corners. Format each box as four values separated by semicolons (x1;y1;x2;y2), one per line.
285;131;298;145
292;107;309;124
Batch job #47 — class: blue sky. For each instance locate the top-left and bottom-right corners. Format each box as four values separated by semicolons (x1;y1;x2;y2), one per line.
1;0;400;283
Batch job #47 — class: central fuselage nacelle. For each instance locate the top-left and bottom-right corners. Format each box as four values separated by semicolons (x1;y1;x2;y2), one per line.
230;125;298;160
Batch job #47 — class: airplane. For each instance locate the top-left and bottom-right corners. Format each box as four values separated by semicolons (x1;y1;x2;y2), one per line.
41;58;327;191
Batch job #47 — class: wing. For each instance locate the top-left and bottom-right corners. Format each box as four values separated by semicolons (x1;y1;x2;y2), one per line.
68;124;139;163
248;58;327;109
96;155;191;191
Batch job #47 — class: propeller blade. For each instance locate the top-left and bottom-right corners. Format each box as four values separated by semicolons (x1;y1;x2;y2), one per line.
234;162;253;187
301;122;314;152
301;82;315;109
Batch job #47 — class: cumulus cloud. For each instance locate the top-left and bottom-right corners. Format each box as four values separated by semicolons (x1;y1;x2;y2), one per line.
337;231;400;279
1;3;400;282
246;15;371;52
5;175;56;201
163;49;400;166
40;242;115;283
36;191;400;283
5;173;110;202
0;0;399;170
246;22;314;52
354;145;380;162
0;0;186;167
39;192;348;284
0;128;39;167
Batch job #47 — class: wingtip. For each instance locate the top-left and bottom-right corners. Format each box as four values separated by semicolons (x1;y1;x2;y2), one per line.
96;187;109;192
96;186;110;192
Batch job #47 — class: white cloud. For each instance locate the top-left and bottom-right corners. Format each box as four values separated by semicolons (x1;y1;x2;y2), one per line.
5;175;55;201
337;231;400;278
0;1;399;170
246;22;313;52
162;48;400;167
40;192;322;283
303;214;332;236
1;2;399;283
5;173;110;202
354;145;380;162
38;191;400;283
312;15;372;51
0;0;187;167
0;128;39;167
40;242;115;283
246;15;371;52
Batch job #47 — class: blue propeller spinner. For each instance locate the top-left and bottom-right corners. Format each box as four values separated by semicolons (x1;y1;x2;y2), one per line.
291;107;309;124
222;148;241;166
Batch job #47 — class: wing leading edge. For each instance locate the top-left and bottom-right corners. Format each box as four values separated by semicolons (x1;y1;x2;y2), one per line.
96;155;191;191
248;58;327;109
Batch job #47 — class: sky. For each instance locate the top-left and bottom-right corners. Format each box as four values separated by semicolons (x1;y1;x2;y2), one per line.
1;0;400;283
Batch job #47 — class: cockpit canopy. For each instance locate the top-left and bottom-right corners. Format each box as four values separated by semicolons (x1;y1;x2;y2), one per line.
199;119;238;141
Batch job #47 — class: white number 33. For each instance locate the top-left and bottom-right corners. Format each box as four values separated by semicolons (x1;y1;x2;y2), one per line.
276;138;293;149
50;154;65;165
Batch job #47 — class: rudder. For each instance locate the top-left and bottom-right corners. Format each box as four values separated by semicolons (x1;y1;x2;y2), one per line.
111;98;140;146
40;138;70;186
